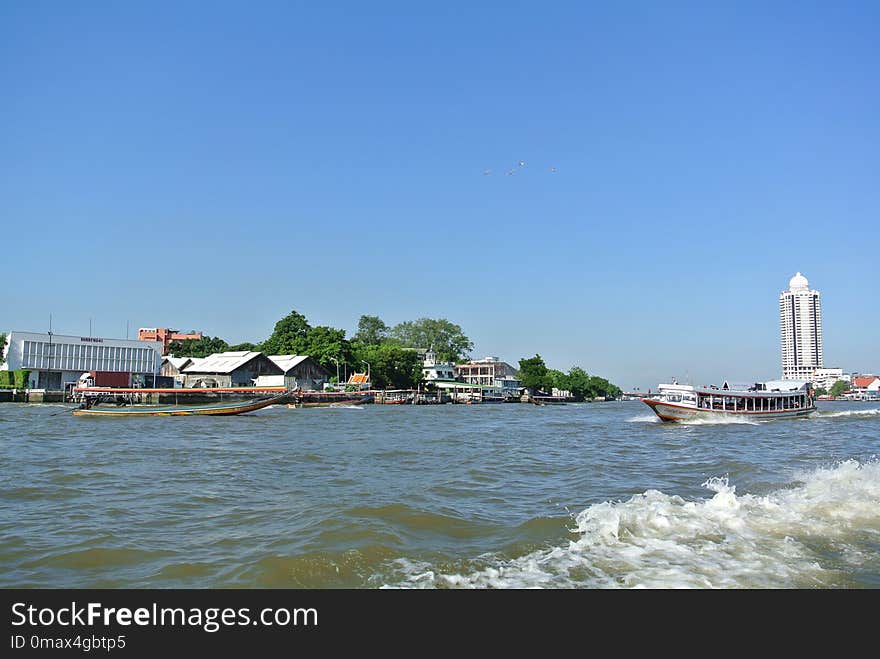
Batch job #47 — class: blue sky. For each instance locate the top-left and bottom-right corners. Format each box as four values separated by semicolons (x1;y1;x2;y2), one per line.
2;1;877;389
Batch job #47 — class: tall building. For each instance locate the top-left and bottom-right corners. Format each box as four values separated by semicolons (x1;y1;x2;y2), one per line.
779;272;823;380
138;327;203;354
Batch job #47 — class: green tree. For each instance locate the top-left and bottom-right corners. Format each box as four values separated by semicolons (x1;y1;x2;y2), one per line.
389;318;473;363
565;366;592;400
260;310;312;355
829;380;850;397
519;354;552;392
169;335;230;358
229;342;259;352
354;315;389;346
302;326;353;370
352;342;422;389
0;332;6;365
547;369;568;392
586;375;621;400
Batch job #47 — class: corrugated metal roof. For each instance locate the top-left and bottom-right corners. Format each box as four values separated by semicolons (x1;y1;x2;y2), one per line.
268;355;310;373
182;351;263;374
164;357;192;370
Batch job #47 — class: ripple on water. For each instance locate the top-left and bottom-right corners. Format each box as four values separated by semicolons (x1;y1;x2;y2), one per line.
22;547;176;570
2;401;878;588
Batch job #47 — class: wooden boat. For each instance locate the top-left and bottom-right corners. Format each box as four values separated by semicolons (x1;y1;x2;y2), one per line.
72;392;289;417
287;392;375;408
642;379;816;422
531;395;567;405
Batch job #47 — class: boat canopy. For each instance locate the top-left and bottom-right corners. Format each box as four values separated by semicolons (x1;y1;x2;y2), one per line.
760;380;811;392
722;381;755;391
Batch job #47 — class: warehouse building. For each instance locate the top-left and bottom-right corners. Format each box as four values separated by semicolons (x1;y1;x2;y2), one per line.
1;330;162;390
180;351;282;388
256;355;331;391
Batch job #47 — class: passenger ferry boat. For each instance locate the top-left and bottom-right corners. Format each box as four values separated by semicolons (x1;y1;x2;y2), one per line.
642;379;816;422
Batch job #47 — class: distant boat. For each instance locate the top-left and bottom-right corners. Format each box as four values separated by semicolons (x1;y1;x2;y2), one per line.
531;395;567;405
288;392;375;408
72;392;289;417
642;380;816;422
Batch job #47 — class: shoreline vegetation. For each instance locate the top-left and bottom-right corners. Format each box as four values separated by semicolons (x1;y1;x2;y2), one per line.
166;310;623;402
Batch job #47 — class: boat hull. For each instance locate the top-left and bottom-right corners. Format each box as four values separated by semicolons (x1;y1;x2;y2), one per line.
72;393;288;417
641;398;815;422
287;392;375;408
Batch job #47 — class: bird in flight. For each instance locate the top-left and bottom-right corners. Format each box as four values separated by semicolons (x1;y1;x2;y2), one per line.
506;169;515;176
550;166;557;173
483;169;492;176
517;161;525;167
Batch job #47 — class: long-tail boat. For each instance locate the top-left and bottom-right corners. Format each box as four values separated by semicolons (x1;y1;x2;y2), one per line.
72;392;289;417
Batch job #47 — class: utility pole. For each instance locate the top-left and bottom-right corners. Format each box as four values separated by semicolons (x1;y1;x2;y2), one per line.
47;314;54;390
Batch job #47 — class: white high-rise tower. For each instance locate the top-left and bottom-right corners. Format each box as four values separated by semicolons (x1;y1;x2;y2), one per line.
780;272;823;380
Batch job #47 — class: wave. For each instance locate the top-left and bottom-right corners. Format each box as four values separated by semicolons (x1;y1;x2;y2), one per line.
626;414;660;423
384;459;880;588
816;408;880;419
627;413;759;426
676;416;760;426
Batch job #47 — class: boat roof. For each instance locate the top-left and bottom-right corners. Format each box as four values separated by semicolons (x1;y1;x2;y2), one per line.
660;379;812;394
760;380;811;392
695;380;810;394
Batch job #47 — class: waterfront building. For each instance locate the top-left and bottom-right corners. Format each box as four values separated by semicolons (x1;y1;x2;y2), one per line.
347;372;371;390
422;350;456;382
138;327;204;355
1;330;161;390
810;368;848;391
780;272;823;380
262;355;330;391
455;356;519;386
849;375;880;400
497;375;523;399
180;351;282;388
161;356;194;387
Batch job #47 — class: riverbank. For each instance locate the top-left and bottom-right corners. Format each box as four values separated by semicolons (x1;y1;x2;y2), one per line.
0;389;65;403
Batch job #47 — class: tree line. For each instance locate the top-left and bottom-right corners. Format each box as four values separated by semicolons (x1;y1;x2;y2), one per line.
518;354;622;400
167;310;621;398
168;312;473;390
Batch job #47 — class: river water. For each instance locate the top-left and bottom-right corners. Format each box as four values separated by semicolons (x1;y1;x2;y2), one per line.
1;401;878;588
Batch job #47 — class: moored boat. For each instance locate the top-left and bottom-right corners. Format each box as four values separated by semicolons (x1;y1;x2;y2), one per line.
642;379;815;422
286;391;375;408
73;392;289;417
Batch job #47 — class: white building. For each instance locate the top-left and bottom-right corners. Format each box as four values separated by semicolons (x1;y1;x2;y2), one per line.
422;350;456;382
1;330;162;390
810;368;848;391
780;272;823;380
455;356;519;386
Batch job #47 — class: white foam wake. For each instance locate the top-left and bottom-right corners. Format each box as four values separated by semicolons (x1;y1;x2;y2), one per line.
626;414;660;423
676;415;761;426
817;408;880;419
386;459;880;588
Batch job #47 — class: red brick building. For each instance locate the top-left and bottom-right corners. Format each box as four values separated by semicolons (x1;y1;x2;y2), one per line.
138;328;204;355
